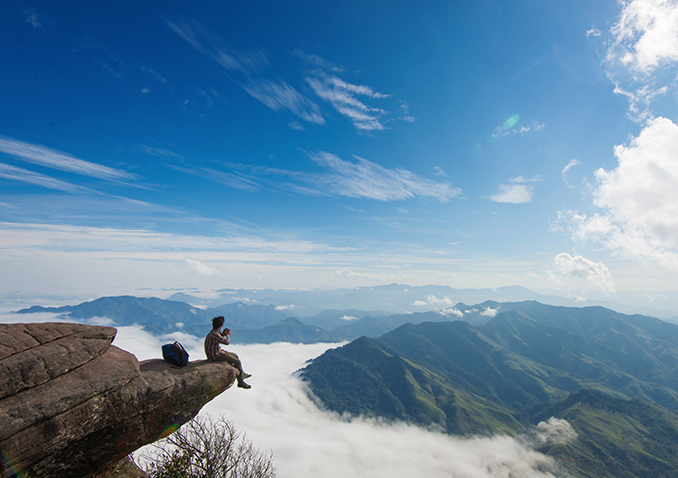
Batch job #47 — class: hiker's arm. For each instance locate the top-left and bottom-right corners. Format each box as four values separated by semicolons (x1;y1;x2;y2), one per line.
212;330;230;345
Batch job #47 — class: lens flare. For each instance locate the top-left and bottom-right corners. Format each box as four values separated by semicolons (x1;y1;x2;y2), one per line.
158;422;182;440
1;449;27;478
503;114;520;129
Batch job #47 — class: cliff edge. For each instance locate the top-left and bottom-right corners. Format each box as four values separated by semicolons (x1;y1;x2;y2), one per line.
0;322;239;478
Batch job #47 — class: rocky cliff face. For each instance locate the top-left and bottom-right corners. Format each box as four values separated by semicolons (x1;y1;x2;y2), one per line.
0;322;239;478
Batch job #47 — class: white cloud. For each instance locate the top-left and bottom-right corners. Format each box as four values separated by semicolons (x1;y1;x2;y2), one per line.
122;337;570;478
490;176;541;204
306;73;388;131
185;258;222;277
242;79;324;124
339;315;358;321
560;117;678;270
412;300;428;306
550;253;616;294
439;307;464;318
0;136;135;181
166;19;268;75
480;306;499;317
0;162;88;193
586;28;602;39
332;268;406;282
605;0;678;121
275;304;295;311
308;152;463;202
561;159;580;188
166;19;323;125
523;417;578;448
425;295;455;307
608;0;678;74
490;184;532;204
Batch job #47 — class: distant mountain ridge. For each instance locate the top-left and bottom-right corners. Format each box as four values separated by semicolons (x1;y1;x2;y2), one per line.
168;283;678;319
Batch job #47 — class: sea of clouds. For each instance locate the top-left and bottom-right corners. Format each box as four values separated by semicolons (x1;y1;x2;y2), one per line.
0;305;576;478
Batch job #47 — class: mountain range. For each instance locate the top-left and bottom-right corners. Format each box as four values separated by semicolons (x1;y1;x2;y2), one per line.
166;283;678;320
300;301;678;477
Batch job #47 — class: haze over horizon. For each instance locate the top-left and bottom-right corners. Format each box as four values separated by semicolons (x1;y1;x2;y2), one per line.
2;0;678;309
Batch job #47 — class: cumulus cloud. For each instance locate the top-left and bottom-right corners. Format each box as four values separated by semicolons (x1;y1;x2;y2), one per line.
605;0;678;121
522;417;578;448
0;136;135;181
439;307;464;318
559;117;678;270
275;304;295;311
550;253;616;294
425;295;455;307
607;0;678;75
481;306;499;317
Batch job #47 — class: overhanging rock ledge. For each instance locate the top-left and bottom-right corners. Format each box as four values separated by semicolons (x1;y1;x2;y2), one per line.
0;322;238;478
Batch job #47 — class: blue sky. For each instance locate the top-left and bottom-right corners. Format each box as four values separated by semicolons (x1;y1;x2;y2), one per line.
1;0;678;304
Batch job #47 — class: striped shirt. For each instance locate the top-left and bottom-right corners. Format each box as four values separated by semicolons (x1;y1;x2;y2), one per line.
204;329;230;361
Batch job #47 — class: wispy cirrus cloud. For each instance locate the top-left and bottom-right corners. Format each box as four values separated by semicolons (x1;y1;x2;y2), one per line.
166;19;324;125
177;152;462;203
0;163;87;193
167;21;409;131
304;71;390;131
166;19;269;74
0;136;135;181
296;51;396;131
561;159;580;188
172;164;262;192
242;79;324;124
306;152;462;202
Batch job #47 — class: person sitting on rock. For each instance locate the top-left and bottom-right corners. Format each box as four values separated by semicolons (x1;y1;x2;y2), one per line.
204;316;252;389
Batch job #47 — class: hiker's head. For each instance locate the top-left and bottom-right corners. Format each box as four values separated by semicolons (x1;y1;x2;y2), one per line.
212;316;225;329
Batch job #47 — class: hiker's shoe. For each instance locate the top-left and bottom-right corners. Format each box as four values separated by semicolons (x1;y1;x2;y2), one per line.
242;372;252;379
238;381;251;389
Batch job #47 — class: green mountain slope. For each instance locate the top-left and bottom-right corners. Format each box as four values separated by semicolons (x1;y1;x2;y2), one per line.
528;390;678;478
300;307;678;477
301;336;522;435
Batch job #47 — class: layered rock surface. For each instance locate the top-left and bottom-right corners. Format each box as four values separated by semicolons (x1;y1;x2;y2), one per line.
0;322;238;478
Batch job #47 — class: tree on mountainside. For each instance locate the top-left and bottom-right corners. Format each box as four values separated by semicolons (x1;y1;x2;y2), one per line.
143;414;276;478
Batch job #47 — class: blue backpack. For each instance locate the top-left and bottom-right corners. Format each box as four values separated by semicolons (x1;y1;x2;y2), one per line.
162;341;189;367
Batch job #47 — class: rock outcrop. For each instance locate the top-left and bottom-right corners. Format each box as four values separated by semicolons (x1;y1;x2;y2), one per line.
0;322;239;478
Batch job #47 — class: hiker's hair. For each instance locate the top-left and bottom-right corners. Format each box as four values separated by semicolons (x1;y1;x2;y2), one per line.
212;316;225;329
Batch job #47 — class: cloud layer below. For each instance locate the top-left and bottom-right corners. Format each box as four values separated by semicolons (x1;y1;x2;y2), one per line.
106;327;575;478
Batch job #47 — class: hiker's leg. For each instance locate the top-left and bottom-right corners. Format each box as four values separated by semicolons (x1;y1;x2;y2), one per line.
222;351;246;380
